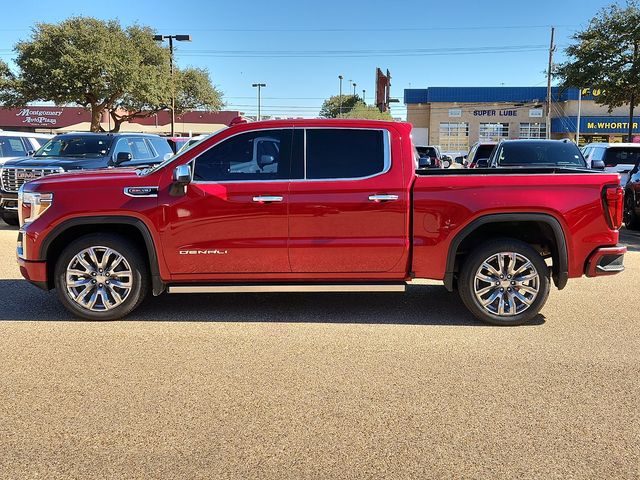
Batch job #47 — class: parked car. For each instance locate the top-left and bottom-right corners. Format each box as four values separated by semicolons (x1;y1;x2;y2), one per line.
165;137;190;154
415;145;442;168
483;139;587;169
0;132;173;225
582;143;640;185
623;164;640;230
176;134;209;154
0;131;53;166
465;142;497;168
16;119;625;326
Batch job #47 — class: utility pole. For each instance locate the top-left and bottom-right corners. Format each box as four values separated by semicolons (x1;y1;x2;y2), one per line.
252;83;266;121
576;87;582;146
153;34;192;136
546;26;555;140
628;41;638;142
338;75;344;117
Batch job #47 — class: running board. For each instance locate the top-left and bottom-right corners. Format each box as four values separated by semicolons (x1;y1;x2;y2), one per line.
167;284;406;294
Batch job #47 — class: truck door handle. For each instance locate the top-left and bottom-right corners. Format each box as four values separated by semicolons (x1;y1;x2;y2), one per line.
368;194;399;202
252;195;284;203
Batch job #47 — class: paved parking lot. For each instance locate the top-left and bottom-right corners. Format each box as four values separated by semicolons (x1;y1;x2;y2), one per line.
0;223;638;479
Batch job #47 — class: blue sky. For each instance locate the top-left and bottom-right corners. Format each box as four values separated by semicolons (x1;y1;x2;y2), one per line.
0;0;619;119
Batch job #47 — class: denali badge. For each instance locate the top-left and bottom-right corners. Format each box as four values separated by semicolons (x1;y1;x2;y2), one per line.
179;249;228;255
124;186;158;197
16;171;38;180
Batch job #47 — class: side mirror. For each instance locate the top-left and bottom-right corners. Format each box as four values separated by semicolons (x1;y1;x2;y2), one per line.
171;164;192;196
114;152;132;165
454;156;464;164
27;150;36;156
591;160;605;170
258;154;276;169
418;157;432;169
475;158;490;168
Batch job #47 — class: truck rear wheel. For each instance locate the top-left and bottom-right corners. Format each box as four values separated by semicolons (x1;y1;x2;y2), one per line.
54;233;149;320
458;239;550;326
624;194;640;230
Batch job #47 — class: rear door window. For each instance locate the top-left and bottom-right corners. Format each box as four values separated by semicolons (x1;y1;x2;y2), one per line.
603;147;640;167
305;129;387;179
0;137;28;157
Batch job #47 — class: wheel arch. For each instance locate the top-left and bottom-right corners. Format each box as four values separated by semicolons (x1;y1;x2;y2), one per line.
40;216;165;296
444;213;568;292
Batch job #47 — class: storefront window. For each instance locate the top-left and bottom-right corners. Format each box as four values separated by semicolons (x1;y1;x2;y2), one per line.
519;123;546;139
479;123;509;141
439;122;469;150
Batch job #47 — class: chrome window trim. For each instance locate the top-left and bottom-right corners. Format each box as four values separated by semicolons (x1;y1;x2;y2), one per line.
190;126;392;184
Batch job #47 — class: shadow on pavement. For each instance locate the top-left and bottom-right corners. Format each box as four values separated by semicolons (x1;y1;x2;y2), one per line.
0;279;545;327
619;227;640;252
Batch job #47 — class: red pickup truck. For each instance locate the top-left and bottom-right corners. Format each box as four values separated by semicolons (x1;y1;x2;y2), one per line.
16;119;626;325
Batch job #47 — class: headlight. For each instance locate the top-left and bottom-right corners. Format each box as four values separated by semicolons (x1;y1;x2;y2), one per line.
18;186;53;225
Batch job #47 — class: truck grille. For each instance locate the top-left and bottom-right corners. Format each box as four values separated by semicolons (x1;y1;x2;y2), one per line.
1;167;64;193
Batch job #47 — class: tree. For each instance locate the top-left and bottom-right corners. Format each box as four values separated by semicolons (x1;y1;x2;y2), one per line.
319;94;363;118
344;104;393;120
0;16;223;132
557;1;640;140
109;67;224;132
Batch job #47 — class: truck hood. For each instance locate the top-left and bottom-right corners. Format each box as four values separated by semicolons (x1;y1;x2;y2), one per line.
23;168;143;191
2;156;107;170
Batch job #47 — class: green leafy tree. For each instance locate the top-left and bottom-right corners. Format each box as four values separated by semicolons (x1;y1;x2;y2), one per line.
344;104;393;120
0;16;223;132
319;94;363;118
557;1;640;140
110;67;224;132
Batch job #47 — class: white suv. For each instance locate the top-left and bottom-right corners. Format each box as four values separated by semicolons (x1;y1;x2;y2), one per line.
0;131;53;166
582;143;640;185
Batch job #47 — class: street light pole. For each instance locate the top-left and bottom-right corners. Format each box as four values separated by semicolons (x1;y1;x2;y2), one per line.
252;83;266;121
362;89;366;104
338;75;343;117
153;34;192;136
353;82;357;96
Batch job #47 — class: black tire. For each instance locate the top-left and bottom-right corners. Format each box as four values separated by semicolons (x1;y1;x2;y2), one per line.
54;233;149;320
624;193;640;231
458;238;551;326
1;210;19;226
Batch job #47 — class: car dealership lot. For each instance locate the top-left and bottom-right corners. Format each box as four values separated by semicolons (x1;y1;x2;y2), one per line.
0;224;638;479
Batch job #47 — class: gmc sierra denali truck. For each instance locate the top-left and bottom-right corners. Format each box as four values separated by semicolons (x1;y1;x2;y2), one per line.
16;119;626;325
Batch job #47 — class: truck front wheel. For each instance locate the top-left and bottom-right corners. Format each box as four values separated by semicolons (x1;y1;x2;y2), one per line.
54;233;149;320
458;239;550;326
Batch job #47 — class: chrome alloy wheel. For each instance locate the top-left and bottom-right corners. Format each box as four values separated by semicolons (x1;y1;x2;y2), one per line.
65;246;133;312
473;252;540;317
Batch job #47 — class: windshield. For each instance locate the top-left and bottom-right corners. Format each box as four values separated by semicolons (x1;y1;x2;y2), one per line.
496;141;586;167
475;144;496;160
416;146;438;158
35;136;112;158
142;128;228;175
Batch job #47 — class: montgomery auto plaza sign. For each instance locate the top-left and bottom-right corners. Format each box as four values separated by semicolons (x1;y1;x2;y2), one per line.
15;108;64;125
0;106;91;129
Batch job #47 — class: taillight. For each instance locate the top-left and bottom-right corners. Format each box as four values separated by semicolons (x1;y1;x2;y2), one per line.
602;185;624;230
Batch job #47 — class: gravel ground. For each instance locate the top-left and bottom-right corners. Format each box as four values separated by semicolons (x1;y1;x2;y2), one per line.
0;223;638;479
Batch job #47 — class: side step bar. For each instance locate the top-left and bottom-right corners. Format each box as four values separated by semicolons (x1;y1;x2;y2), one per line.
167;284;406;294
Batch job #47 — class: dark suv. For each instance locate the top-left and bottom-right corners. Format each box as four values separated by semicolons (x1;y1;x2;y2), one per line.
485;139;587;169
0;132;173;225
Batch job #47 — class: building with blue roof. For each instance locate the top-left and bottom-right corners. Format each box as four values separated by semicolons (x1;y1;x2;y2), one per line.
404;86;639;153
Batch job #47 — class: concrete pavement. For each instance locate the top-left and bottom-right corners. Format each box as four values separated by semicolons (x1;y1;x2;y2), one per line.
0;224;638;479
